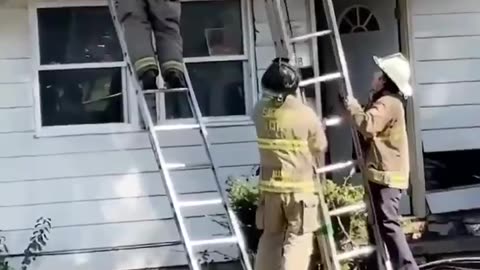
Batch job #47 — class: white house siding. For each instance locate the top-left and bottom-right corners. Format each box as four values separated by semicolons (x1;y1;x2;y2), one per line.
410;0;480;152
0;2;277;269
409;0;480;214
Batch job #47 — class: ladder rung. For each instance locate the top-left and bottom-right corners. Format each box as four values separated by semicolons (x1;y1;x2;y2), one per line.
329;201;366;217
316;160;355;174
323;116;342;127
178;199;222;208
143;87;189;94
299;72;343;87
337;245;376;261
190;236;238;247
154;124;200;131
165;162;212;171
290;30;332;43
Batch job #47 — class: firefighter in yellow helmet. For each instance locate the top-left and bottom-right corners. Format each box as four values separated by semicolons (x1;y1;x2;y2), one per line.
252;58;327;270
344;53;418;270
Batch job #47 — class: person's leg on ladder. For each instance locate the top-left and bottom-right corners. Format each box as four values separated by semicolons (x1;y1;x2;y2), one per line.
369;182;419;270
147;0;190;118
115;0;159;90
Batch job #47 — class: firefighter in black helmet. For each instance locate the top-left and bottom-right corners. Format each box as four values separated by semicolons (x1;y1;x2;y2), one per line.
252;58;327;270
261;58;300;94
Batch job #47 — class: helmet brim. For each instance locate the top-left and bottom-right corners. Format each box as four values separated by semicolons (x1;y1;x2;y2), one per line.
373;55;413;97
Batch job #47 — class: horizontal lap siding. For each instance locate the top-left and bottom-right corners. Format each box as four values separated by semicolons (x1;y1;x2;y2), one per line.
411;0;480;152
0;143;259;182
426;186;480;214
0;130;259;263
0;7;260;270
411;0;480;15
422;128;480;152
5;244;239;270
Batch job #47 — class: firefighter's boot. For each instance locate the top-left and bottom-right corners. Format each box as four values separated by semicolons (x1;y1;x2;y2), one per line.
164;69;187;89
140;69;159;90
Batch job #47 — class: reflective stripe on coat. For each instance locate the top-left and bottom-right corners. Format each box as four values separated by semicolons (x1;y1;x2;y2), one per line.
347;93;410;189
252;95;328;193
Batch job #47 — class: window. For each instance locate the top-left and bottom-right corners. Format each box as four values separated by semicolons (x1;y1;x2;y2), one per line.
423;148;480;191
32;4;131;135
31;0;254;136
338;5;380;35
166;0;250;120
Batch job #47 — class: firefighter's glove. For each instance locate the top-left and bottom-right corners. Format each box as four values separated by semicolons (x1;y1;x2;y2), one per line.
344;95;360;108
344;96;363;115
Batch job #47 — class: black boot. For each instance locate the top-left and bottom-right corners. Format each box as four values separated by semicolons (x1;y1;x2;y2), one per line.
163;69;187;89
139;69;158;90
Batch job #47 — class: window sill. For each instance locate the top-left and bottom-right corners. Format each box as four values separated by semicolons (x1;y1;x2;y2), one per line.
34;123;142;138
34;116;253;138
160;115;254;128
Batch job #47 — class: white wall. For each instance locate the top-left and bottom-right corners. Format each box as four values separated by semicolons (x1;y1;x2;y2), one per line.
0;2;268;269
410;0;480;152
0;0;315;268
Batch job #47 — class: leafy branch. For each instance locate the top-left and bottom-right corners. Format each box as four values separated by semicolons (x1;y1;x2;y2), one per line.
0;217;52;270
21;217;52;270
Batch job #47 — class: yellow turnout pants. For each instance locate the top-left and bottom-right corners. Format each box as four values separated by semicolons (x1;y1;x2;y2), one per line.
254;192;321;270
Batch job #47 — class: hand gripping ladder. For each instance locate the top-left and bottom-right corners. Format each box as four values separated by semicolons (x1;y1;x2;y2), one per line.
108;2;253;270
264;0;393;269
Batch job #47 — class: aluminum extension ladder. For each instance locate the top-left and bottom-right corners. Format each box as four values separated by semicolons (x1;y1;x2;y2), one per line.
107;2;253;270
264;0;393;269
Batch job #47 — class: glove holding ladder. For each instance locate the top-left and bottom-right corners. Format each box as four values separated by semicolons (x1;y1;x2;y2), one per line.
261;0;415;269
108;1;253;270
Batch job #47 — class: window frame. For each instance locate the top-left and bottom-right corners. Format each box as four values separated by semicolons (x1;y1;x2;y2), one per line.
156;0;257;125
337;4;381;35
29;0;257;137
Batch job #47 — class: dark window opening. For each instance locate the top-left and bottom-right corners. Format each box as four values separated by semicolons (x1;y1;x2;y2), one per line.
424;148;480;190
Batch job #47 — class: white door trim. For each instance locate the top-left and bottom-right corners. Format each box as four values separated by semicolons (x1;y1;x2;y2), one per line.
398;0;427;217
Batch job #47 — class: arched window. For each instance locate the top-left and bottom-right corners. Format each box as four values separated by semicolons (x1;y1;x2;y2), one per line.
338;5;380;34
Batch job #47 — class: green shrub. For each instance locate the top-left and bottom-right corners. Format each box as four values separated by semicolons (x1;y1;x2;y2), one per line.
225;174;261;254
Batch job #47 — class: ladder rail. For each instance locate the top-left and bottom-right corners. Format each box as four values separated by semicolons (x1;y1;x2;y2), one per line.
320;0;354;98
182;65;254;270
264;0;393;269
317;180;343;270
306;0;324;119
107;2;199;269
319;0;392;269
265;0;293;60
108;2;253;270
265;0;306;102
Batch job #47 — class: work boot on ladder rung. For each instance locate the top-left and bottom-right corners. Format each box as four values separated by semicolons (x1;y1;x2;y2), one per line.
164;69;187;90
140;69;159;90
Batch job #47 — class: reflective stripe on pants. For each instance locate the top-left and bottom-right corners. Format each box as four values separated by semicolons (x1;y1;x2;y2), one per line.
259;180;320;193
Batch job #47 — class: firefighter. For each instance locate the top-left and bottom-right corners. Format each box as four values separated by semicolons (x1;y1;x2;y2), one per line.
344;53;419;270
252;58;327;270
114;0;186;90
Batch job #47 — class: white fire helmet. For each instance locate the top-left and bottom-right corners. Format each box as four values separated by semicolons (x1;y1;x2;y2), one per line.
373;53;413;97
